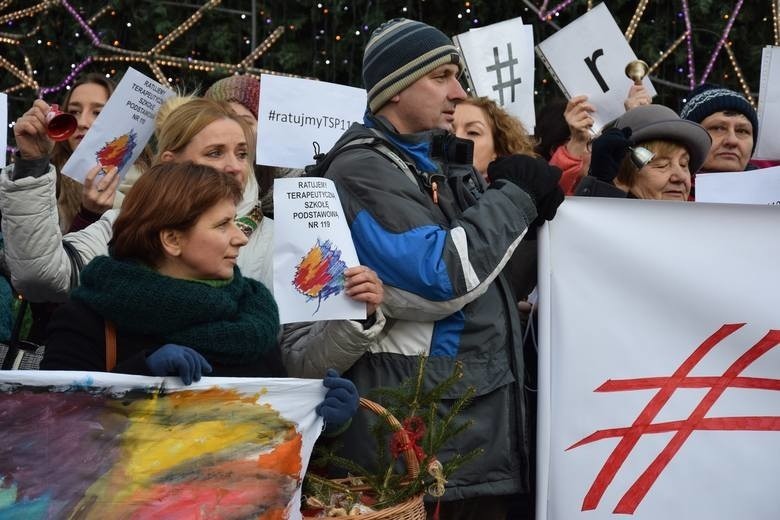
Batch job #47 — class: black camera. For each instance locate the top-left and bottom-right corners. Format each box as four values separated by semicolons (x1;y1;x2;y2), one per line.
430;132;474;166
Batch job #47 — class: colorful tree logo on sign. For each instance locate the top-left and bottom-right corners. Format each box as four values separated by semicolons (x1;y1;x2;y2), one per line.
293;239;347;314
95;129;138;172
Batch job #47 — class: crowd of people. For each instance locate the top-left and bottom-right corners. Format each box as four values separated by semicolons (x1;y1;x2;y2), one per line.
0;15;771;520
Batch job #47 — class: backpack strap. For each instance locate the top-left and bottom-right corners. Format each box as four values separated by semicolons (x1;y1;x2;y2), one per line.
306;131;420;187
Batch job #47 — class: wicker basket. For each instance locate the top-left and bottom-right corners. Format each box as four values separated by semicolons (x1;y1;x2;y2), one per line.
308;397;427;519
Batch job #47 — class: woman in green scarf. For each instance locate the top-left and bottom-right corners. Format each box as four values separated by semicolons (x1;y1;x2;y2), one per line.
42;161;282;378
43;161;358;427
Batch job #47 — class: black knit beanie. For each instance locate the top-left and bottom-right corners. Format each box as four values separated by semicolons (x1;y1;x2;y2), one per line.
362;18;463;113
679;84;758;151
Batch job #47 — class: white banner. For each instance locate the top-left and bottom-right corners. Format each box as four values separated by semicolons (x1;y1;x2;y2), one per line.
257;75;366;169
0;93;7;168
62;67;173;183
538;198;780;520
0;371;325;519
536;3;656;131
273;177;364;324
755;46;780;160
696;166;780;205
455;18;536;133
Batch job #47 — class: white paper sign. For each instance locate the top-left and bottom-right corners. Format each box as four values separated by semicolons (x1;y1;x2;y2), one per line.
755;46;780;159
62;67;173;183
0;93;7;168
257;74;366;169
696;167;780;205
536;3;656;131
273;177;364;324
538;198;780;520
455;18;536;133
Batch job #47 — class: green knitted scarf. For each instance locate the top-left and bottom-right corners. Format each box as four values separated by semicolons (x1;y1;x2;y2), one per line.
72;256;280;365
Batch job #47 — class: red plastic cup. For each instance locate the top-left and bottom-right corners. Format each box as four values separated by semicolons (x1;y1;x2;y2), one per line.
45;104;77;141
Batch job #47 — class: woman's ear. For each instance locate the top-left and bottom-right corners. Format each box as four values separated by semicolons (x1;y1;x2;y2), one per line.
160;150;176;163
159;229;182;257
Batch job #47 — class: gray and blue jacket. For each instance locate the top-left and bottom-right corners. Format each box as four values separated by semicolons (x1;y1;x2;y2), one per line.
311;113;539;501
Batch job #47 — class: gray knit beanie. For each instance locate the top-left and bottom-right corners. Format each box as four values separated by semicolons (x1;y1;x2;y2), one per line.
363;18;463;113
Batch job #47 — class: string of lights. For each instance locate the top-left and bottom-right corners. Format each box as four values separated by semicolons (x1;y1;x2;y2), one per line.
1;0;291;97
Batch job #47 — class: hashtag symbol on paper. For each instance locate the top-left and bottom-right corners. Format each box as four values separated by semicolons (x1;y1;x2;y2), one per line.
568;324;780;514
485;43;522;105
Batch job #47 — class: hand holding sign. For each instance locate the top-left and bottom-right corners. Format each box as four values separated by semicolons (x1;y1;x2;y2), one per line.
62;67;172;183
12;99;55;161
536;3;656;131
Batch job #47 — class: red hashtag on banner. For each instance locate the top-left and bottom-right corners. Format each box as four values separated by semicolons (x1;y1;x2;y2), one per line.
568;323;780;514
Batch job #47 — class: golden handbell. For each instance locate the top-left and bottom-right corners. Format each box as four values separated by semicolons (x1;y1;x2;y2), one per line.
625;59;649;85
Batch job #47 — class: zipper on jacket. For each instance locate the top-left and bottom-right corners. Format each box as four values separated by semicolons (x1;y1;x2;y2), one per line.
421;172;445;205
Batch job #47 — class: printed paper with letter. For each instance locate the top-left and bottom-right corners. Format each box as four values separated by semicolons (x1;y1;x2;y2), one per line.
273;177;365;324
535;3;656;132
455;18;536;133
62;67;173;183
257;74;366;169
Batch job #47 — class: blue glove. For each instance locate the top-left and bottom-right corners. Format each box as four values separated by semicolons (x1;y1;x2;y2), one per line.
145;344;213;385
316;369;359;431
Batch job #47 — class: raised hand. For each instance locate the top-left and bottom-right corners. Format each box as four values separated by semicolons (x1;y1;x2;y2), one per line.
588;127;633;184
564;95;595;158
13;100;55;160
624;84;652;111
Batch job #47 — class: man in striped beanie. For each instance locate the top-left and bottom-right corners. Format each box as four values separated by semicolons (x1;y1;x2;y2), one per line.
680;84;758;173
306;17;564;520
362;17;465;132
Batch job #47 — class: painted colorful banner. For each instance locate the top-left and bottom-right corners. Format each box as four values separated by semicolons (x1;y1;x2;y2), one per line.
0;371;325;519
62;67;173;183
273;177;364;324
537;198;780;519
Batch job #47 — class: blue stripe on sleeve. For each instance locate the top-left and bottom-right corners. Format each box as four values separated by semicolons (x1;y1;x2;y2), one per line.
351;209;454;301
429;311;465;357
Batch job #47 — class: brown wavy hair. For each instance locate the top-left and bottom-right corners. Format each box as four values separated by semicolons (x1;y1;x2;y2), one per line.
111;161;243;267
459;96;537;158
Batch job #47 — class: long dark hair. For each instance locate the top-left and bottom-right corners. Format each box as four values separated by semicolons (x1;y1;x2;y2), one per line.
51;74;115;230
